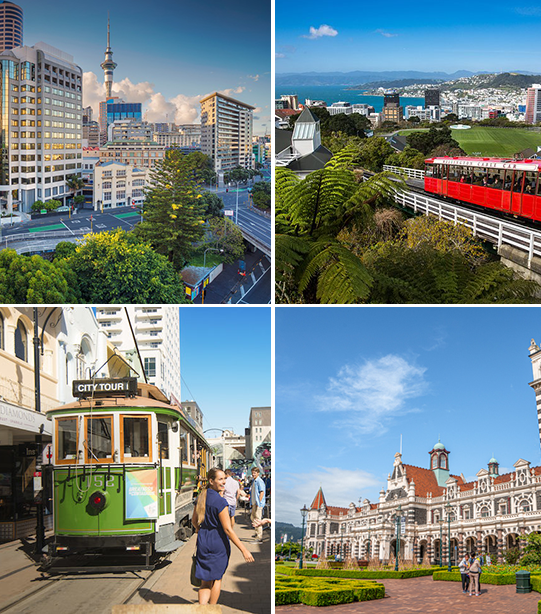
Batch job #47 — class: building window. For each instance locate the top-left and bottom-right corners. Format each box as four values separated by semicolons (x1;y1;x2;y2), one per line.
144;357;156;377
0;313;3;350
15;319;28;361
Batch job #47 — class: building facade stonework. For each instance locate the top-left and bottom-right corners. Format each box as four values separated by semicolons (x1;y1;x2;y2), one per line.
306;339;541;565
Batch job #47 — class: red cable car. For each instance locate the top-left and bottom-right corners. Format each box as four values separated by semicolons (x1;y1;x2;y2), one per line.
424;157;541;222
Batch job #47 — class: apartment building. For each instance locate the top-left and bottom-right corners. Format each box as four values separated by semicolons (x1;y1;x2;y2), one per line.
0;41;82;213
95;306;181;403
98;139;165;168
200;92;254;172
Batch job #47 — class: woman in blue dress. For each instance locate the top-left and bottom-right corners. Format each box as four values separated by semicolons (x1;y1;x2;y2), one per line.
192;467;254;604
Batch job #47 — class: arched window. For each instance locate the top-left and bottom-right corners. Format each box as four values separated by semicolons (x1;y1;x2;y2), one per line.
520;500;531;513
432;455;438;469
440;455;447;469
480;506;490;517
15;319;28;361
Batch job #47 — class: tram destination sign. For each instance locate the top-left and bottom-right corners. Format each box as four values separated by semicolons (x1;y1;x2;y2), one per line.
72;377;138;398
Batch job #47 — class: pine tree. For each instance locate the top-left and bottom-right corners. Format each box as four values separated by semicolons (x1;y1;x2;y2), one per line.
135;149;206;270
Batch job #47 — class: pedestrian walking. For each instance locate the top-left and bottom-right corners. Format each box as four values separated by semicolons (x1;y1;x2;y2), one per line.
223;469;240;527
468;553;481;596
250;467;266;542
459;553;470;593
192;467;254;605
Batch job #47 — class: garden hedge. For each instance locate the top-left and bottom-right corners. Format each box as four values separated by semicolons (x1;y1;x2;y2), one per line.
276;566;437;579
275;576;385;606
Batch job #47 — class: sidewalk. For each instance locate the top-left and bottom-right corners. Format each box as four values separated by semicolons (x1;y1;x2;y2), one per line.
129;512;271;614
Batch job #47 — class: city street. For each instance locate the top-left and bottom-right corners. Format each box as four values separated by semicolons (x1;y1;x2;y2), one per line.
0;513;271;614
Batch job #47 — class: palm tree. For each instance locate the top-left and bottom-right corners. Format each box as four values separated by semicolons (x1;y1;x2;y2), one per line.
65;174;85;206
275;146;403;304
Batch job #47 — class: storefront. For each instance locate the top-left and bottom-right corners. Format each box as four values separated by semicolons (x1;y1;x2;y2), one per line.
0;400;52;541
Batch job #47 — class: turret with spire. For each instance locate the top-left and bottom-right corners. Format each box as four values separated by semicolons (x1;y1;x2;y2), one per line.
100;14;117;100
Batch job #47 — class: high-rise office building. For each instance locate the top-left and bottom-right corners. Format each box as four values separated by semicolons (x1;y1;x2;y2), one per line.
98;98;142;145
0;1;22;53
95;306;181;403
0;41;83;213
525;85;541;124
200;92;254;172
384;91;400;107
424;88;440;107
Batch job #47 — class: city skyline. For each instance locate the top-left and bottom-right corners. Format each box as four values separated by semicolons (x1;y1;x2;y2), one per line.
276;0;541;75
18;0;271;134
276;307;541;526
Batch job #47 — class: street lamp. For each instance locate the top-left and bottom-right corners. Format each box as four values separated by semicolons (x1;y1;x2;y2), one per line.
392;504;402;571
203;247;224;268
368;524;372;561
300;504;308;569
446;502;452;572
438;517;444;567
340;523;346;562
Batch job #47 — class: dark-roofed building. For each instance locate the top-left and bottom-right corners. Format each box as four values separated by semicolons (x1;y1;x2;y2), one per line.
275;107;332;178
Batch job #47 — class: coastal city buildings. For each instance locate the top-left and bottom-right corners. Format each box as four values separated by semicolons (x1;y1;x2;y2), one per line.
0;41;83;213
245;406;271;460
305;338;541;565
200;92;254;173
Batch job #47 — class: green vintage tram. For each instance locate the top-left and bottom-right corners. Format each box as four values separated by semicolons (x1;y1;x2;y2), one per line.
45;377;210;569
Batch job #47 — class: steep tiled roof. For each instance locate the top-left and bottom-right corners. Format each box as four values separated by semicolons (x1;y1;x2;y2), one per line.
310;487;327;510
402;464;444;497
327;505;348;516
275;109;299;119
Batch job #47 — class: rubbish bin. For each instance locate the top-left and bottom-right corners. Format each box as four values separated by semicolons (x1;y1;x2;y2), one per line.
516;570;532;593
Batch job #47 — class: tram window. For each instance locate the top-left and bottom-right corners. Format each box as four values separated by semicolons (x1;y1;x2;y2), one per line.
489;169;505;190
448;165;460;181
512;171;524;193
57;417;77;460
191;437;196;464
122;416;150;459
425;164;433;177
86;416;113;460
472;168;486;186
503;171;513;191
524;171;537;194
536;175;541;196
157;421;169;460
180;428;188;462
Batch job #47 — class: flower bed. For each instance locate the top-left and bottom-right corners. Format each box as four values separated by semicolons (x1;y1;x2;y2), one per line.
276;576;385;606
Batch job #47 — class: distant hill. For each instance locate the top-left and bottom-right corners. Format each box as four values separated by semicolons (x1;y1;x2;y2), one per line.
276;521;303;543
482;72;541;89
275;70;478;87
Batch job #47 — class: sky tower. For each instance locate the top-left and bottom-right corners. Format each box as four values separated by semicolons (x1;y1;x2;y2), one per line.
100;14;116;99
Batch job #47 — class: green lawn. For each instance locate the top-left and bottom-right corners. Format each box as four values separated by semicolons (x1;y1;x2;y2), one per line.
188;253;224;268
451;127;541;157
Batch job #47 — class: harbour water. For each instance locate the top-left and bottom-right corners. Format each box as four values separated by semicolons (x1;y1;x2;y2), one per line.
275;85;425;113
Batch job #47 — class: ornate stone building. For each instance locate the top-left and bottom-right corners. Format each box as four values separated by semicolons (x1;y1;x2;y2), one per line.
306;339;541;565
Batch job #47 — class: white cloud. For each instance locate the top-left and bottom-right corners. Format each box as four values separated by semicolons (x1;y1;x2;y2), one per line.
303;24;338;40
82;72;246;125
375;29;398;38
277;466;380;525
317;355;427;435
516;6;541;15
248;74;260;81
275;52;286;59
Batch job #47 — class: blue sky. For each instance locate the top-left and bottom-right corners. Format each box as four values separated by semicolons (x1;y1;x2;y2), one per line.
276;306;541;525
276;0;541;74
19;0;270;133
179;307;271;436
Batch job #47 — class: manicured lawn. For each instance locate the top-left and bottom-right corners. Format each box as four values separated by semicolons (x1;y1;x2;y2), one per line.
451;127;541;157
188;253;224;268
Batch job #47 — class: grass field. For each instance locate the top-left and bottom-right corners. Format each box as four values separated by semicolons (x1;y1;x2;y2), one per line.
449;127;541;157
396;126;541;157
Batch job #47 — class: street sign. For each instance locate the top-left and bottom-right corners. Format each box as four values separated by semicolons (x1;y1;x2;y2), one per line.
224;210;234;216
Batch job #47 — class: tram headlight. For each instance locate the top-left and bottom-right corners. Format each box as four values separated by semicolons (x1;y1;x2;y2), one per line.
89;490;108;511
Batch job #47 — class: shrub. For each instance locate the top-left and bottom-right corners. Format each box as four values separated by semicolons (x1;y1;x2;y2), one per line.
433;571;516;585
275;576;385;607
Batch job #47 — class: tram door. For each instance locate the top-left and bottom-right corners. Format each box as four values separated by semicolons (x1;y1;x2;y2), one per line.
157;421;175;526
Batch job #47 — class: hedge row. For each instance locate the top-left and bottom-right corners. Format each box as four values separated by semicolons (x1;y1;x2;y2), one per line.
276;576;385;606
276;566;437;579
433;571;520;585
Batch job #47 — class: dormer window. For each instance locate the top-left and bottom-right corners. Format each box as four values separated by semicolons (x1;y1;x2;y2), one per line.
432;455;438;469
440;455;447;469
293;122;315;140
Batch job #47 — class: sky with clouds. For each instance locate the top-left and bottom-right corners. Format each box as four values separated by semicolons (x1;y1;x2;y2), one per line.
276;307;541;526
18;0;270;134
276;0;541;74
